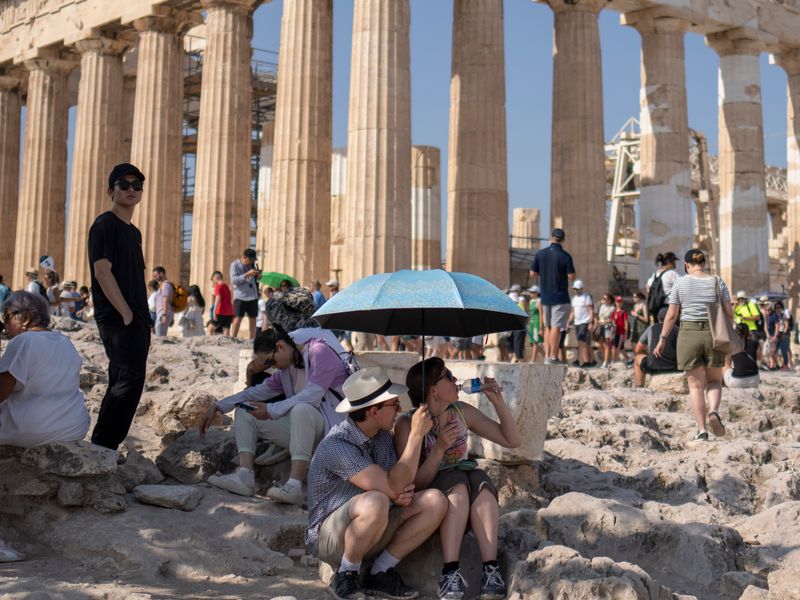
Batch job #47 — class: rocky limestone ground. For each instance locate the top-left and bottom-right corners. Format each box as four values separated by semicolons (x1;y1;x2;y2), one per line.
1;318;800;599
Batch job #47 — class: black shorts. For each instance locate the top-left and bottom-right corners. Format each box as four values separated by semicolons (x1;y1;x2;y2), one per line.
612;333;625;349
211;314;233;331
234;299;258;318
642;357;678;374
575;323;590;342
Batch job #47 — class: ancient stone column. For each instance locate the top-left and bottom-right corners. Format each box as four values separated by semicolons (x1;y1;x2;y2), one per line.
512;208;540;250
411;146;441;271
0;73;22;282
130;12;193;283
190;0;255;285
330;148;347;280
265;0;332;284
707;32;770;293
623;11;693;287
255;121;274;266
773;50;800;318
65;36;129;287
13;53;74;288
546;0;607;297
446;0;508;287
343;0;411;285
119;74;137;162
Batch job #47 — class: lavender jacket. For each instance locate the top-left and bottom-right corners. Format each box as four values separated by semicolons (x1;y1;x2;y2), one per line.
216;338;348;433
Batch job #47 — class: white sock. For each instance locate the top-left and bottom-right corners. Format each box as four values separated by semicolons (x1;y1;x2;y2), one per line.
339;556;361;573
285;478;302;489
370;550;400;575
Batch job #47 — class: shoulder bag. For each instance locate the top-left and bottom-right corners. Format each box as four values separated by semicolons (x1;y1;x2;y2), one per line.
707;277;744;355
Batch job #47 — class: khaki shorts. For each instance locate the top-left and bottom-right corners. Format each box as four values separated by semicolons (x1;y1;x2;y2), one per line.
541;303;570;330
318;496;404;568
677;321;726;370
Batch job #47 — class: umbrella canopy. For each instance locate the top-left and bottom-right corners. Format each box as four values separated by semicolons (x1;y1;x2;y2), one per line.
313;270;527;337
261;271;300;288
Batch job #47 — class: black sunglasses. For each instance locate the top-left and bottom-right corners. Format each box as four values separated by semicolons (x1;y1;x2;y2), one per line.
436;370;456;384
115;179;144;192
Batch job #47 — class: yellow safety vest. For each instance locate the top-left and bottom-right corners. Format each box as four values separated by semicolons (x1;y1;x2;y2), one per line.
734;302;759;331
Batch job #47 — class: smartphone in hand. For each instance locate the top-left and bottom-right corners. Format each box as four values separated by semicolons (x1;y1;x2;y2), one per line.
236;402;257;412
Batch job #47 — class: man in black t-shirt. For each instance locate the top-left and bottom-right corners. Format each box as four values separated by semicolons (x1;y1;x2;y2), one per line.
88;163;151;450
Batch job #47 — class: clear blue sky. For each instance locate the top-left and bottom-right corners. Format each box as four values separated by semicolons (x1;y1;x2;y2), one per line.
253;0;789;239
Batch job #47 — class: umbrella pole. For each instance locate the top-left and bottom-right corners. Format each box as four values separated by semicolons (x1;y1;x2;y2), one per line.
421;312;426;399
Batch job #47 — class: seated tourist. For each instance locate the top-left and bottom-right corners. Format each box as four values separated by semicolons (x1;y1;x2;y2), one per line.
306;367;447;600
198;324;348;504
633;307;679;387
723;324;761;389
0;292;90;448
396;358;520;600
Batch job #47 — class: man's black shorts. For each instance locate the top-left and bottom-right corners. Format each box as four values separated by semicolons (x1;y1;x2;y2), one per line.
234;299;258;318
210;314;233;332
575;323;590;342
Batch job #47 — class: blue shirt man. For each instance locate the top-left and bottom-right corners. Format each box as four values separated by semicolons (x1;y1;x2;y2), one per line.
311;280;326;310
530;228;576;364
0;276;9;307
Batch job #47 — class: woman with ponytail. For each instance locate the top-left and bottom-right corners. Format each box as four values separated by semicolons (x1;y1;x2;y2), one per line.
198;324;349;504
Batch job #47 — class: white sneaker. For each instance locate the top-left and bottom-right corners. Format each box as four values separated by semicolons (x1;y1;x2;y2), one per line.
254;443;290;466
266;481;304;505
207;468;256;497
600;362;608;368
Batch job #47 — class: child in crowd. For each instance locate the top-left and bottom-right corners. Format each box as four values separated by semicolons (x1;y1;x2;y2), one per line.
147;279;159;326
611;296;630;365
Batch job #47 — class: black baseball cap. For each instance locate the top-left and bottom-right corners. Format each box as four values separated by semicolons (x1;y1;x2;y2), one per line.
108;163;145;190
551;228;565;241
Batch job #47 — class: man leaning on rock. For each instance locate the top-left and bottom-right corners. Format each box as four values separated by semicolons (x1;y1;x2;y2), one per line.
306;367;448;600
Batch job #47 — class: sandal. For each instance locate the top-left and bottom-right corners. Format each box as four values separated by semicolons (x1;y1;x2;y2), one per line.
694;430;709;441
708;411;726;437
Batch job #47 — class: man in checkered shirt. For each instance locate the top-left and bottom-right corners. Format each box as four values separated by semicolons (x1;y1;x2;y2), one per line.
307;367;448;600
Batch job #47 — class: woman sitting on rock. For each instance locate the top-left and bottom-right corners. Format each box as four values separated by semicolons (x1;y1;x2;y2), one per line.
654;248;733;441
0;291;90;448
198;324;348;505
723;323;761;389
395;358;520;600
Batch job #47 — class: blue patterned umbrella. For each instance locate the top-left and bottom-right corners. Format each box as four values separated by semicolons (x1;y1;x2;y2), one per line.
313;270;527;337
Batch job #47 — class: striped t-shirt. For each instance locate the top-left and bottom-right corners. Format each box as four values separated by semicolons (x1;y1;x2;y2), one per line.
668;274;731;322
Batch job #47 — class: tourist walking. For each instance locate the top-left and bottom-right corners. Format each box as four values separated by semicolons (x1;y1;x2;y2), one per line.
527;286;543;363
774;301;792;369
611;296;630;365
230;249;260;339
43;270;61;316
0;275;9;307
507;284;526;362
723;324;761;389
596;293;615;368
311;279;326;310
646;252;679;322
529;228;576;365
630;292;648;344
256;286;274;333
654;249;732;441
398;358;520;600
153;266;173;337
178;285;205;338
733;291;761;336
568;280;594;367
88;163;151;450
146;279;159;327
206;271;234;336
24;269;44;297
305;367;447;600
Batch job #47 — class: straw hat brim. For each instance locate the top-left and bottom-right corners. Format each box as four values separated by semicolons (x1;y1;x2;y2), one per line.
335;382;408;413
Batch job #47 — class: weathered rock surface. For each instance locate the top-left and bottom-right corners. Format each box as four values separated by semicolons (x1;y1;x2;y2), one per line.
116;446;164;491
155;428;238;484
133;484;203;511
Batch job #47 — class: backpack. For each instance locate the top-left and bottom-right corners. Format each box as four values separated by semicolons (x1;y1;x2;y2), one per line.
171;284;189;313
35;281;47;299
646;272;668;321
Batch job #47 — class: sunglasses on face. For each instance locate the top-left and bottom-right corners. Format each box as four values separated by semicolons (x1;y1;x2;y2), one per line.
115;179;144;192
436;370;457;384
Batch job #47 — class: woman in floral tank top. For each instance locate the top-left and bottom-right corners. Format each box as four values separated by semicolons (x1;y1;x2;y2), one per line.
394;358;520;600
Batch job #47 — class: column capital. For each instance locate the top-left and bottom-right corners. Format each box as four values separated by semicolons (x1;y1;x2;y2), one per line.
0;68;25;91
706;28;779;57
544;0;605;16
621;8;690;35
132;8;204;35
73;35;132;57
21;48;78;74
770;49;800;76
200;0;261;14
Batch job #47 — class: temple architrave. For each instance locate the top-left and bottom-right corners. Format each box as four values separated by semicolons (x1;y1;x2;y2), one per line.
3;0;800;314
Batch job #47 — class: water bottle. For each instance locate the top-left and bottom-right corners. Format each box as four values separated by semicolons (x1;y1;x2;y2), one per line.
457;378;503;394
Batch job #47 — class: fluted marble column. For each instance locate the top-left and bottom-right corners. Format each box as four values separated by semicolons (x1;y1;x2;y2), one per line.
623;11;693;286
13;53;74;288
190;0;255;285
512;208;540;250
65;37;128;286
330;148;347;279
411;146;441;271
255;121;274;265
546;0;607;297
265;0;332;284
707;32;770;293
131;13;192;283
0;74;22;282
446;0;508;287
119;74;137;162
343;0;411;285
773;51;800;318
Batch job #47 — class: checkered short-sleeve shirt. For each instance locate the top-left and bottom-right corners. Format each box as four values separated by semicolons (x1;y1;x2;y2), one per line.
305;418;398;555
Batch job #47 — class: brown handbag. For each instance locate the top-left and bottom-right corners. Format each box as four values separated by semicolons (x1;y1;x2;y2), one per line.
707;277;744;354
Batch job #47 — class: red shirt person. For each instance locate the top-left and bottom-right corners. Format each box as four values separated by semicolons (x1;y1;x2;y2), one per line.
207;271;234;336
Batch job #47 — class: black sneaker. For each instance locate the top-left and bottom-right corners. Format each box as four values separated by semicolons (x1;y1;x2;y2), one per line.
480;564;507;600
330;570;367;600
363;567;419;599
438;568;466;599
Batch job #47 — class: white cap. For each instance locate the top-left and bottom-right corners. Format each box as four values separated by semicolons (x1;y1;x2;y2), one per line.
510;284;521;293
572;279;584;289
326;279;340;288
528;285;540;293
736;290;747;299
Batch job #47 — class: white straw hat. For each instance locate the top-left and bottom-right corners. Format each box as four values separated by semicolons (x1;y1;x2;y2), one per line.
335;367;408;413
